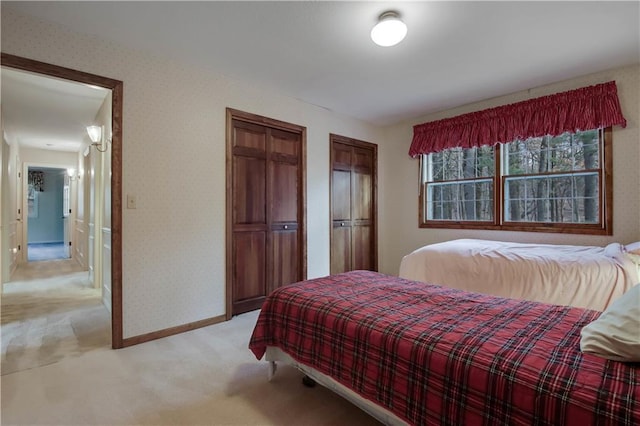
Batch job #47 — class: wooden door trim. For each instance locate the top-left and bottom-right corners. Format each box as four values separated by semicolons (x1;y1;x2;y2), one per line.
227;108;305;134
1;53;124;348
329;134;378;272
225;108;307;319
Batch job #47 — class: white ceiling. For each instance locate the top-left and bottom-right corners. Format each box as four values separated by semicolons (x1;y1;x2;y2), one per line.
1;68;109;152
2;1;639;151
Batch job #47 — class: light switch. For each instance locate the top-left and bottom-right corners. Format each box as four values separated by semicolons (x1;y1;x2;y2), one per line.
127;194;137;209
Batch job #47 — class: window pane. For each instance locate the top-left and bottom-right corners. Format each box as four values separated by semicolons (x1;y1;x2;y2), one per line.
430;146;494;181
506;130;600;175
427;180;493;221
506;137;542;175
504;173;599;223
576;129;600;170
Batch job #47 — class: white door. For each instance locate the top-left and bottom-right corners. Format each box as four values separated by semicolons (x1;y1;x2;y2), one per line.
63;174;71;258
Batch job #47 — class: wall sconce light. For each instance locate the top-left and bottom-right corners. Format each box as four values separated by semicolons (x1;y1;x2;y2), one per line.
371;11;407;47
86;125;110;152
67;168;77;180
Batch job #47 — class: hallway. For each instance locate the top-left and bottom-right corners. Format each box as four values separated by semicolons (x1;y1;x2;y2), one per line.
1;259;110;375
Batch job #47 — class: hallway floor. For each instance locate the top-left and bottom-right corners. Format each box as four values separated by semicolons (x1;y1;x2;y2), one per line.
1;259;110;375
27;242;69;261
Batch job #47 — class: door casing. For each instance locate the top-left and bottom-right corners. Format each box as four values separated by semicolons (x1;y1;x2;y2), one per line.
1;53;125;348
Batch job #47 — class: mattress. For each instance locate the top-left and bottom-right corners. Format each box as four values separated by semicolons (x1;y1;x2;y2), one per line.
399;239;639;311
249;270;640;425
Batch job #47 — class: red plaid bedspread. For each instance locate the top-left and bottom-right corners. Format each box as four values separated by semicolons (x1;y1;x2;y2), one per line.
249;270;639;425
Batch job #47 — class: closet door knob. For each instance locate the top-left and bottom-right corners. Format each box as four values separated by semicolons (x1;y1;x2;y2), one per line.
283;225;288;230
340;222;345;227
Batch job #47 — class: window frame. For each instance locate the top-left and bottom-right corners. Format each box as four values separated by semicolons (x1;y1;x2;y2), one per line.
418;127;613;235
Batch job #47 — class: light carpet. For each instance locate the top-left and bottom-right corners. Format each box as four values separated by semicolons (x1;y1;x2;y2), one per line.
27;243;70;261
1;261;381;425
1;259;110;375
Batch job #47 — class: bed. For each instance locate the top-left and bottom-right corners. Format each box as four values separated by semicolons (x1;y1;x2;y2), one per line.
399;239;639;311
249;270;639;425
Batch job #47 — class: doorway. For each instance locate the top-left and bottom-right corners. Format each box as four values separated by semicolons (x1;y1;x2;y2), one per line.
1;53;124;348
25;166;71;262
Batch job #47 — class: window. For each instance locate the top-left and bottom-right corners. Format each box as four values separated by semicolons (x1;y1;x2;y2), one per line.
420;128;612;234
425;145;495;222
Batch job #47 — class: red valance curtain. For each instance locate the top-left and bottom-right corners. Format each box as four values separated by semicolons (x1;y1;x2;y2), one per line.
409;81;627;157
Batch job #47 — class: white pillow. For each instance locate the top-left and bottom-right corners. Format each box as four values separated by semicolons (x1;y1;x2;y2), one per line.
625;241;640;255
625;252;640;283
580;284;640;362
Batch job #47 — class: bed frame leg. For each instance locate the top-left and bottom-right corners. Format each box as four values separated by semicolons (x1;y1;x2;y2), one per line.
302;375;316;388
267;361;277;381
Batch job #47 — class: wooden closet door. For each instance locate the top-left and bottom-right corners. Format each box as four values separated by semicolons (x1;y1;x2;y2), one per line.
231;120;268;314
227;109;306;317
331;143;353;274
330;135;377;274
351;147;374;271
268;128;300;293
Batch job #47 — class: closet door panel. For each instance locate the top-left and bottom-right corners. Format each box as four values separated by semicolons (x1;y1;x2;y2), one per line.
233;120;266;151
233;231;267;312
331;224;351;274
270;129;299;157
270;162;298;223
234;157;266;225
271;228;299;291
352;225;372;271
353;147;373;170
353;172;372;221
332;142;352;169
332;170;351;221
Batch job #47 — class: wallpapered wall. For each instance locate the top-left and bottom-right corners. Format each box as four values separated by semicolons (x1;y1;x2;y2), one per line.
4;7;638;339
379;64;640;275
1;8;384;338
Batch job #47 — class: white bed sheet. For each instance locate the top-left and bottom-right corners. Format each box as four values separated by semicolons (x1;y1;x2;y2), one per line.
399;239;639;311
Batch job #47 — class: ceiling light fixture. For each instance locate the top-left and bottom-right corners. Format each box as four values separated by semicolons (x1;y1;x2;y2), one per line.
371;11;407;47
